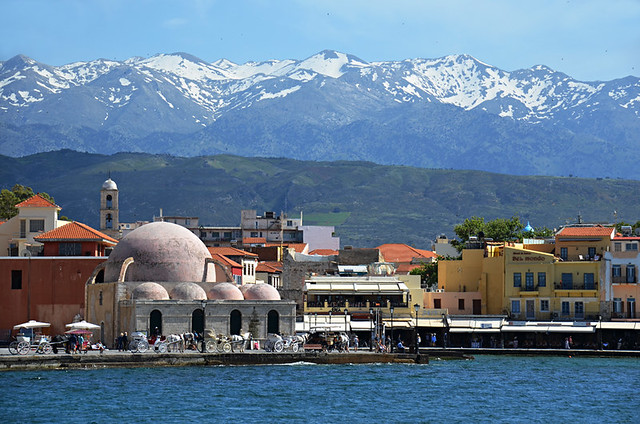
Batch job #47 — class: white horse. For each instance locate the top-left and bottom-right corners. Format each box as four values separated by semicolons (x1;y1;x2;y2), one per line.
166;334;184;352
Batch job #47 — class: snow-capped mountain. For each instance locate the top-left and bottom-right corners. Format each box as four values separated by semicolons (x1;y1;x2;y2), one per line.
1;50;639;178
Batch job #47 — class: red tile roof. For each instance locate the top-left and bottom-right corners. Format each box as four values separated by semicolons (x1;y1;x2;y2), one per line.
15;194;60;209
210;253;241;268
377;243;437;263
34;221;118;244
309;249;339;256
208;246;258;258
257;262;282;273
243;237;267;244
556;226;615;238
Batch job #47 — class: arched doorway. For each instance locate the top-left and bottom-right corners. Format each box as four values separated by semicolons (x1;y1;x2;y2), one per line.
150;310;162;336
192;308;204;334
267;310;279;334
230;310;242;335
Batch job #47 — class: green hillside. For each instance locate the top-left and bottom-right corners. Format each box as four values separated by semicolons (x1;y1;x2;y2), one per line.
1;150;638;248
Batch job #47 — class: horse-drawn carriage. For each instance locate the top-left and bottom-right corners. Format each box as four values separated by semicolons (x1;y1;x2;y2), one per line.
128;332;150;353
263;333;303;352
200;329;250;353
153;334;185;353
8;320;53;355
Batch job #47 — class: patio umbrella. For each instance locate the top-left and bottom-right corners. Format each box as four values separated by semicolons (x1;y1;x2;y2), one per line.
13;320;51;329
65;329;93;335
65;320;100;330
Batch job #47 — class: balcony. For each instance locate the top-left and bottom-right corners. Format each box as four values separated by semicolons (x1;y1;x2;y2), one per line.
553;282;598;291
612;276;637;284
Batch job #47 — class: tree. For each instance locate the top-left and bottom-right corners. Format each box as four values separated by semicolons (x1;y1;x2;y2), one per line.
453;215;555;248
0;185;55;219
410;261;439;289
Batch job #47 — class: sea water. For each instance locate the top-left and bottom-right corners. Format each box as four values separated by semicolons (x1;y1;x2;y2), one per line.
0;356;638;423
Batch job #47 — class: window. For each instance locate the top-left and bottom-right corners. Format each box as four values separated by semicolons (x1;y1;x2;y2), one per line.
11;270;22;289
99;291;103;306
185;219;190;226
59;243;82;256
560;247;568;260
513;272;522;288
627;265;636;283
561;273;573;289
612;265;622;277
223;232;232;239
458;299;465;310
434;299;441;309
511;300;521;314
106;213;112;229
584;273;595;290
538;272;546;287
20;219;26;238
540;299;549;312
29;219;45;232
250;231;259;237
588;247;596;258
106;194;112;208
561;301;570;316
525;272;534;290
626;243;638;251
575;302;584;318
287;220;293;227
613;298;623;314
614;242;622;252
211;231;219;238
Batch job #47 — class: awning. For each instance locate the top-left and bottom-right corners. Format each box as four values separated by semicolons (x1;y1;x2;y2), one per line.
305;280;409;295
598;322;640;330
414;318;446;328
501;325;595;333
382;319;412;328
449;327;501;333
350;321;374;331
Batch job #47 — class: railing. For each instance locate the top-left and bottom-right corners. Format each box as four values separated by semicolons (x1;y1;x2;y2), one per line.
553;282;598;290
612;276;637;284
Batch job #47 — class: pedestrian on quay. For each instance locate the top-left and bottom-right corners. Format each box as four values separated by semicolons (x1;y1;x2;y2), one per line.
353;335;359;352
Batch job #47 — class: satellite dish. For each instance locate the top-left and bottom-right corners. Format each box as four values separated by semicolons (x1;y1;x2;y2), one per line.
635;228;640;236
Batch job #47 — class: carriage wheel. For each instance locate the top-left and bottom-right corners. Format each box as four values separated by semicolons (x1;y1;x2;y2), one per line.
291;343;299;353
221;342;232;353
17;341;30;355
157;342;167;353
42;342;53;355
274;340;284;353
129;341;138;353
138;340;149;353
205;340;216;353
8;341;18;355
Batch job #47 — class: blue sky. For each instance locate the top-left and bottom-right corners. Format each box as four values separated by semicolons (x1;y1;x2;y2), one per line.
2;0;639;81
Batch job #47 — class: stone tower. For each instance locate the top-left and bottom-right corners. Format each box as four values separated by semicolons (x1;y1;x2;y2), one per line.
100;177;120;239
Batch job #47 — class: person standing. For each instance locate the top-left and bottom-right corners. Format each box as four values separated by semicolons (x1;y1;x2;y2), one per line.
353;335;359;352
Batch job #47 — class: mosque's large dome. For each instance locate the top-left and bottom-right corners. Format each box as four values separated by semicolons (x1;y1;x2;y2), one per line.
104;221;215;283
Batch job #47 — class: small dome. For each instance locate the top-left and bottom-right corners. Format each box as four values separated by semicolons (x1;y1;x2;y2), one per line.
524;221;534;232
242;283;281;300
208;282;244;300
132;282;169;300
102;178;118;190
170;282;207;300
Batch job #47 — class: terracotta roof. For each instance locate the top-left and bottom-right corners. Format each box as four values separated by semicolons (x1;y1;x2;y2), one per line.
243;237;267;244
556;226;615;238
210;253;241;268
257;262;282;273
309;249;339;256
613;236;640;241
34;221;118;244
208;246;258;258
377;243;437;263
15;194;60;209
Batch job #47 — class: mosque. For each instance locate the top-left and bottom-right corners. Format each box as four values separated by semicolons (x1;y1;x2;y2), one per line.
85;178;296;347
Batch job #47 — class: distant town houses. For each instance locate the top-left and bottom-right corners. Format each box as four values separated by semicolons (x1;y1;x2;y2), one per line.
0;177;638;350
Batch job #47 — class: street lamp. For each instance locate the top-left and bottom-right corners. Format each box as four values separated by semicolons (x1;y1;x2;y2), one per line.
414;303;420;353
390;306;394;353
442;312;448;349
369;307;374;352
598;315;602;350
201;300;207;353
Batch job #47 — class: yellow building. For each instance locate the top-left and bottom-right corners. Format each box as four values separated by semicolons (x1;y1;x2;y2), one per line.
439;242;601;321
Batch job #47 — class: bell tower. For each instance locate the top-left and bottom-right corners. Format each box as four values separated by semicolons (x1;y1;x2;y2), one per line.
100;176;120;239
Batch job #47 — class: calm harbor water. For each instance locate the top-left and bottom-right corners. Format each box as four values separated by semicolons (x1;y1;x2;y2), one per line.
1;355;638;423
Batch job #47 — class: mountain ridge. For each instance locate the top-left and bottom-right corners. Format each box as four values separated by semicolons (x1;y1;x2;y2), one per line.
1;50;639;179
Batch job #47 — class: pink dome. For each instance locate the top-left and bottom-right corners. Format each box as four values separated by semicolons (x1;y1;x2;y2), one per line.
104;222;214;283
208;283;244;300
132;282;170;300
242;283;281;300
170;282;207;300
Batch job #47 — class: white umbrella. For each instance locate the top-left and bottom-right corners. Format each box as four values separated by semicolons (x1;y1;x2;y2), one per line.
65;320;100;330
13;320;51;329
